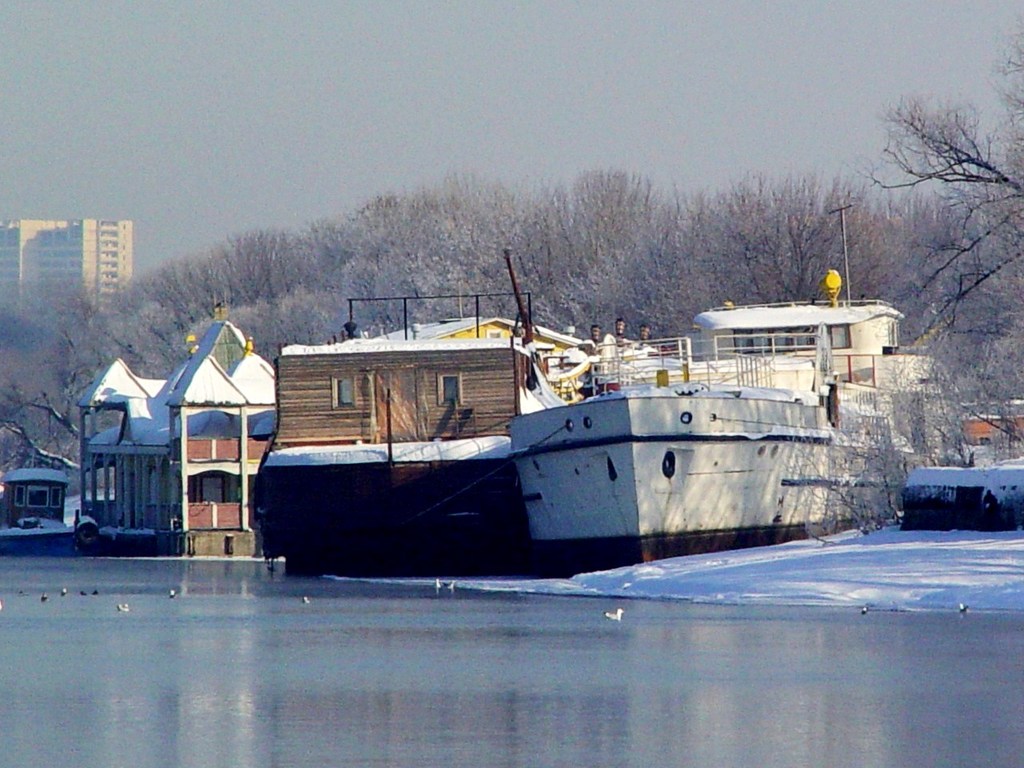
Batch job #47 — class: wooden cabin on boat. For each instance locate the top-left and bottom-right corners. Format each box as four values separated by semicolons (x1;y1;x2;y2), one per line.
77;319;275;557
1;468;69;527
273;338;543;448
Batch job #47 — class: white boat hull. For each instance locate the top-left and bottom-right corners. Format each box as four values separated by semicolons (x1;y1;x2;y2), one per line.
511;386;833;575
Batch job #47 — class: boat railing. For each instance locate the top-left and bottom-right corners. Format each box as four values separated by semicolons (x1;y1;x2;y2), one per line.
564;329;910;399
587;330;838;392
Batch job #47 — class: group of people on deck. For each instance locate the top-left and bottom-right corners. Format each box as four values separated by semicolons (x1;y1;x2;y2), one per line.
576;317;657;398
584;317;653;355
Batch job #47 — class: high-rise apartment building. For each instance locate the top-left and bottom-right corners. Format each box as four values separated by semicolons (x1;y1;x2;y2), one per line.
0;219;133;303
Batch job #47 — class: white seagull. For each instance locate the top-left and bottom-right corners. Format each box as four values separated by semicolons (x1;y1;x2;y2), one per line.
169;589;177;599
116;603;130;613
301;596;311;604
959;603;968;613
603;608;624;621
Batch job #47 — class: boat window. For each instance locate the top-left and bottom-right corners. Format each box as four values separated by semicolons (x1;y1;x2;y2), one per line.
27;486;49;508
662;451;676;478
50;488;63;508
730;328;817;353
438;373;461;405
332;376;356;408
829;324;851;349
14;486;25;506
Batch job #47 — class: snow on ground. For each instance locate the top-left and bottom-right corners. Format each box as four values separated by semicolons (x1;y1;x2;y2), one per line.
455;528;1024;612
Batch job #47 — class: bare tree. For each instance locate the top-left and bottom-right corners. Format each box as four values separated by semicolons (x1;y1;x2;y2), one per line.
880;27;1024;336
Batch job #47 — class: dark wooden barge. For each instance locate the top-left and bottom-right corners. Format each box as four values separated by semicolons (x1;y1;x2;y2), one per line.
256;338;539;576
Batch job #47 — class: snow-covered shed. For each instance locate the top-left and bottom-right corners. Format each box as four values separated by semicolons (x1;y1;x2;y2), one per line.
78;319;275;557
902;462;1024;531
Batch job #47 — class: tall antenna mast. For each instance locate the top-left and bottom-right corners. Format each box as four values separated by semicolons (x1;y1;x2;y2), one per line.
829;204;854;305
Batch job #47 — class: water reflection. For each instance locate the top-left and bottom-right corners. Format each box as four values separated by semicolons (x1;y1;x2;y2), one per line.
1;559;1022;768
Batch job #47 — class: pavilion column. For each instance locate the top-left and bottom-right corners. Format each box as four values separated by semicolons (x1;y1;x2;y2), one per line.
134;454;144;528
178;406;190;533
78;409;88;524
239;404;249;531
116;455;125;527
104;459;113;525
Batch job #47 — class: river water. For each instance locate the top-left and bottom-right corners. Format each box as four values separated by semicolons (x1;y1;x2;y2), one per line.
1;557;1022;768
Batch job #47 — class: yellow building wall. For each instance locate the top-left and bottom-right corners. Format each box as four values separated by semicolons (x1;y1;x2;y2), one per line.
443;321;576;353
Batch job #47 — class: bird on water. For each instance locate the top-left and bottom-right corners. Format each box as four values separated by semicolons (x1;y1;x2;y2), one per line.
603;608;624;621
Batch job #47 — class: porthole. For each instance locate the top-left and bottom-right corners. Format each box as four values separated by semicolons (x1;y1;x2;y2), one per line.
757;446;766;457
771;445;779;458
565;419;574;432
680;411;693;425
662;451;676;478
583;416;593;429
607;456;618;481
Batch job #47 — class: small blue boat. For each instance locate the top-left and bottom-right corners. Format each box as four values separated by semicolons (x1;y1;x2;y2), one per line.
0;469;76;556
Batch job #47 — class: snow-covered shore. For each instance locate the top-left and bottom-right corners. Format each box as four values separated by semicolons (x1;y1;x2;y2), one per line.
457;528;1024;612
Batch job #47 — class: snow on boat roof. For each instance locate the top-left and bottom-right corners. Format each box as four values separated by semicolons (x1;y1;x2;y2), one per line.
694;302;902;331
3;468;69;485
264;435;512;466
282;338;526;356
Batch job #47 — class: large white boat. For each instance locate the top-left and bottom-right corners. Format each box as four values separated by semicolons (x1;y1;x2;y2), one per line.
511;272;925;576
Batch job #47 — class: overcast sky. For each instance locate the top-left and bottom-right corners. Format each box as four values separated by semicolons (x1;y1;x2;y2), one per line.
2;1;1020;272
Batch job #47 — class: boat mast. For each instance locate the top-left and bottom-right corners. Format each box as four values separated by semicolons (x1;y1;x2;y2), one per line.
503;248;534;344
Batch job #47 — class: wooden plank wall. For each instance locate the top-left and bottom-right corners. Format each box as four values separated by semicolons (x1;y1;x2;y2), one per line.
274;347;522;447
